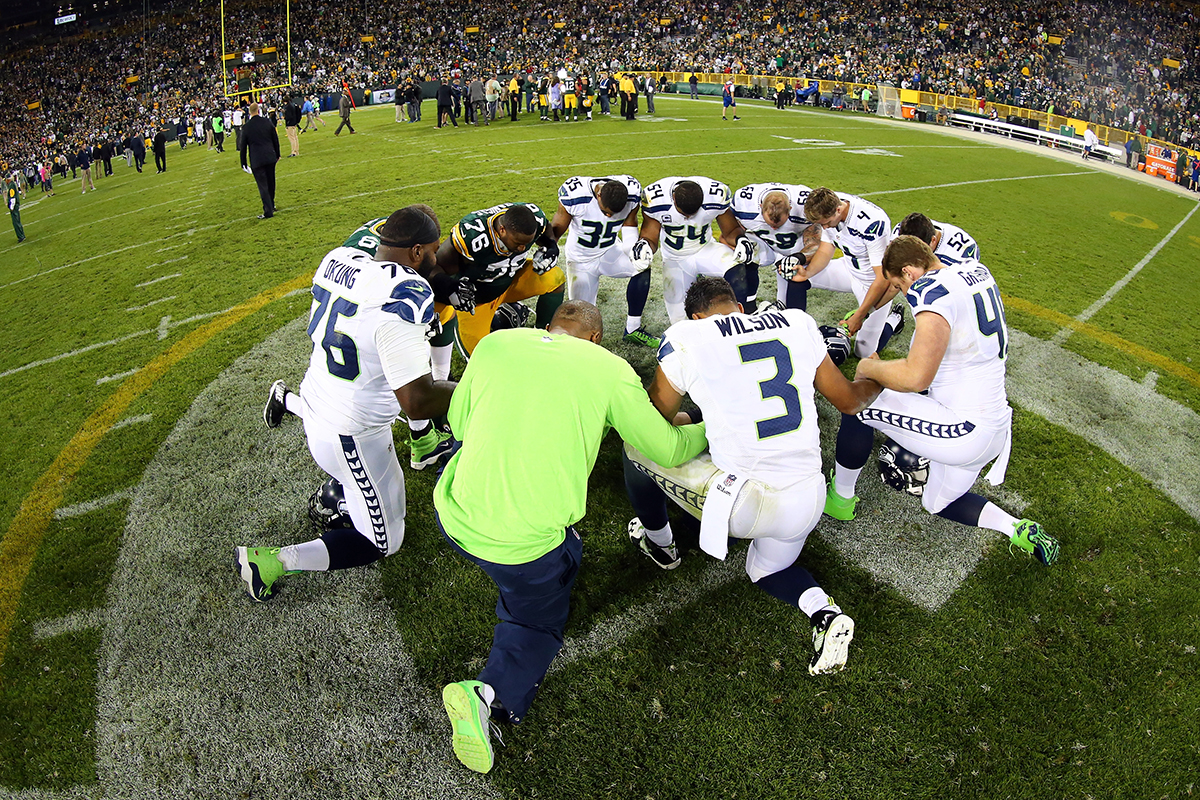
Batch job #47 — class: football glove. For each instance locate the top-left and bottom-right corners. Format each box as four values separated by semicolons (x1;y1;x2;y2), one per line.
776;254;807;280
448;278;477;313
631;239;654;270
532;241;559;274
732;236;757;265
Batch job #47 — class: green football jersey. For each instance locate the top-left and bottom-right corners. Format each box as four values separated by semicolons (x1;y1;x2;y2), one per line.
448;202;549;303
343;218;387;256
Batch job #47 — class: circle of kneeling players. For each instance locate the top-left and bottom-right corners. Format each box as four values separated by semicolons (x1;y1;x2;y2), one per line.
242;173;1061;775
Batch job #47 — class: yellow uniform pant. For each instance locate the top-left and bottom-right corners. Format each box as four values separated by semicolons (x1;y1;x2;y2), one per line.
440;264;565;355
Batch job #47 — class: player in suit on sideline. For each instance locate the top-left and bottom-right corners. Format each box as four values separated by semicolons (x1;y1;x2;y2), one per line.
239;102;280;219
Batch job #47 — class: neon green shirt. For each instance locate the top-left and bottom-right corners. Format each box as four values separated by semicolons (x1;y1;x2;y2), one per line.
434;328;707;564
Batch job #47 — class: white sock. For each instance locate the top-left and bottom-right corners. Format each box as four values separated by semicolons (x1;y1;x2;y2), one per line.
278;539;330;572
407;417;430;434
283;391;304;417
978;502;1020;537
798;586;841;617
644;522;673;547
480;682;496;706
833;464;862;499
665;301;685;324
625;315;642;334
431;343;452;381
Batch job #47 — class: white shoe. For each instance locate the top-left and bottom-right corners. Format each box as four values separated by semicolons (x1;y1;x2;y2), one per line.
809;612;854;675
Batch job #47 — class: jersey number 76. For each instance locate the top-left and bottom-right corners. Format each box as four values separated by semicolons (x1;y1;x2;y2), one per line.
309;285;360;380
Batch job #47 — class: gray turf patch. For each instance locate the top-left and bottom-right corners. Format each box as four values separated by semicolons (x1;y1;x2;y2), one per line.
92;317;497;800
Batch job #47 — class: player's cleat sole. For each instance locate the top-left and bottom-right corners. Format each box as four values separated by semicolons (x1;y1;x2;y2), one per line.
628;518;681;569
823;474;858;521
1011;519;1059;566
235;546;286;602
886;302;906;338
410;426;455;470
443;681;495;773
623;326;661;349
263;379;290;428
809;612;855;675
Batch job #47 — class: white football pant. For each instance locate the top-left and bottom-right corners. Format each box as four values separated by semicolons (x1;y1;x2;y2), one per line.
566;247;644;305
856;389;1012;514
625;445;824;582
303;415;406;555
662;241;737;323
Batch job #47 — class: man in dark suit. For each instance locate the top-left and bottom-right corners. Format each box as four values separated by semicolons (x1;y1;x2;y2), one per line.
130;130;147;173
239;102;281;219
153;127;168;173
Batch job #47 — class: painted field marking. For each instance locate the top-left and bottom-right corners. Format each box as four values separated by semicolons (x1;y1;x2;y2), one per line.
147;255;190;269
154;243;187;253
53;487;135;519
0;272;311;671
863;171;1092;196
135;273;181;288
33;608;107;641
125;296;176;312
1055;200;1200;344
97;368;140;385
111;413;152;431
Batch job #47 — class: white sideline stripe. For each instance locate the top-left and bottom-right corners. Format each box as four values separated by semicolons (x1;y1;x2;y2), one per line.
135;273;181;288
0;305;236;379
145;255;188;269
111;413;153;431
125;296;175;312
863;170;1093;196
53;487;135;519
97;368;141;385
33;608;108;641
1054;200;1200;344
154;243;186;252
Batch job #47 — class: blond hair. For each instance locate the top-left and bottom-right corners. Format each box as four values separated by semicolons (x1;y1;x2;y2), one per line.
803;187;840;222
881;235;938;278
760;190;791;227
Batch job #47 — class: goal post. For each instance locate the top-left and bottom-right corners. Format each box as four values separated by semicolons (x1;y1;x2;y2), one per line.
876;83;902;119
219;0;293;98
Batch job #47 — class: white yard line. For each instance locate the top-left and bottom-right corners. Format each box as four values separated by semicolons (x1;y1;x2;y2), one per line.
111;413;153;431
863;171;1093;196
53;487;135;518
1054;200;1200;344
134;273;182;288
125;296;176;312
97;368;141;385
33;608;108;641
144;255;188;269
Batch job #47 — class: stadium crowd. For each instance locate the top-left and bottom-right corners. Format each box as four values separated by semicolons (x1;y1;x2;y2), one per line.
0;0;1196;181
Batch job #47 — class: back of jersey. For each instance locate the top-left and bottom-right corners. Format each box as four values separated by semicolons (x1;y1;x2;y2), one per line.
658;308;824;489
907;261;1009;426
301;246;435;433
732;183;810;256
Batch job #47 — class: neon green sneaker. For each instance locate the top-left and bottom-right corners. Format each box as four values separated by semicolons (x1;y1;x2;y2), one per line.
1011;519;1059;566
235;546;288;602
410;426;454;470
823;472;858;521
443;680;495;773
623;326;661;348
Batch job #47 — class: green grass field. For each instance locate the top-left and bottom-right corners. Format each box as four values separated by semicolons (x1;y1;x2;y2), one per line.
1;96;1198;800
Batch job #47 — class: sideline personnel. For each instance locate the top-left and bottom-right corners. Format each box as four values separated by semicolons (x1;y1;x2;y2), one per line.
437;300;707;774
239;102;280;219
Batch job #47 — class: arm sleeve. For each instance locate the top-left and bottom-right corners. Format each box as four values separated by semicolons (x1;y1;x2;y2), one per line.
374;318;432;390
607;362;707;468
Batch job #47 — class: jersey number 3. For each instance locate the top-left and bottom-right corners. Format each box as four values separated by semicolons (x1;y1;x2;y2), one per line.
310;285;361;380
739;340;802;439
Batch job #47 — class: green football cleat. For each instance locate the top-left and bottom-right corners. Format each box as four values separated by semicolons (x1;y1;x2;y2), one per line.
623;326;661;348
410;426;455;471
235;546;287;602
823;473;858;521
1010;519;1059;566
443;680;495;773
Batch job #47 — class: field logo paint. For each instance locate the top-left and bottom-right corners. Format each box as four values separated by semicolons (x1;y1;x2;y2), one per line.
771;135;846;146
1110;211;1159;229
844;148;903;157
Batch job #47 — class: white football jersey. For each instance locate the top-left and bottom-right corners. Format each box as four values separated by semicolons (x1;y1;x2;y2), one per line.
642;176;731;257
826;193;892;284
907;260;1009;426
657;307;825;488
732;183;813;257
559;175;640;262
299;246;437;434
890;219;980;267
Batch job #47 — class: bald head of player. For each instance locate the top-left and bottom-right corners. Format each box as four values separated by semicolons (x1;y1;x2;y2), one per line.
880;235;940;293
547;300;604;343
684;275;743;320
377;204;441;271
